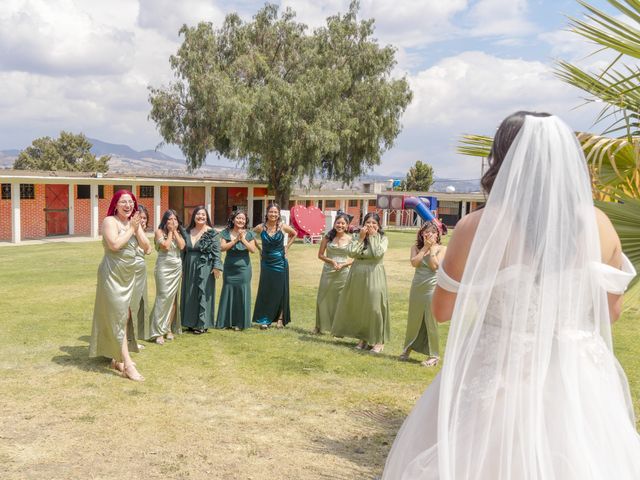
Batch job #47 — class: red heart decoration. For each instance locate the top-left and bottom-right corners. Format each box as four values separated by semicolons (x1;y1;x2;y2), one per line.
290;205;326;237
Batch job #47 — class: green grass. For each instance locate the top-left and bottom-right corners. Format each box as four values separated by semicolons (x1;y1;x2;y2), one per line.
0;231;638;479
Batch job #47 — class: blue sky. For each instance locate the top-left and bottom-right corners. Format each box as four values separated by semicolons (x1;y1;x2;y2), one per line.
0;0;619;179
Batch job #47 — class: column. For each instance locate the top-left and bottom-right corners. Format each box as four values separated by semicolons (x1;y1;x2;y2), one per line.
90;184;99;239
68;184;75;235
247;186;254;227
205;185;212;218
340;199;346;212
153;185;161;229
382;209;389;228
460;200;467;218
11;183;21;243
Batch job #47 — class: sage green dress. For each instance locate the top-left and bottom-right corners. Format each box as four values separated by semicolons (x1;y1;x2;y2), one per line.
403;255;439;357
148;236;183;339
216;230;255;329
130;245;150;342
89;223;139;361
180;228;223;331
315;237;352;332
331;234;390;344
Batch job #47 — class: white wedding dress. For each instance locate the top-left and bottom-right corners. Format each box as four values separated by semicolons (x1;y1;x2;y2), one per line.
382;116;640;480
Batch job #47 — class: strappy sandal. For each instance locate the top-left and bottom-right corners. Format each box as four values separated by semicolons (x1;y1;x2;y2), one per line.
370;344;384;354
154;337;165;345
123;363;144;382
421;356;439;367
398;350;410;361
355;340;368;350
110;358;124;373
166;333;175;341
276;319;284;329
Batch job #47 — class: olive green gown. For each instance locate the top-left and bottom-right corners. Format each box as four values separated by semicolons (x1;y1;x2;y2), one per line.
331;234;390;344
130;245;150;342
403;256;439;357
89;224;139;361
148;236;183;339
180;228;223;331
315;237;352;332
216;230;255;329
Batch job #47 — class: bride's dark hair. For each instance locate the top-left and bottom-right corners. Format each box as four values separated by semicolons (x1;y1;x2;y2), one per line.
482;111;551;194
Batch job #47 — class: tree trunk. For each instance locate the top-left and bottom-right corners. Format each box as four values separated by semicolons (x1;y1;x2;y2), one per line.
274;186;291;209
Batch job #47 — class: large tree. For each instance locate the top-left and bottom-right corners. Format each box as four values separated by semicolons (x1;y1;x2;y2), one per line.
148;2;412;206
402;160;434;192
13;131;110;173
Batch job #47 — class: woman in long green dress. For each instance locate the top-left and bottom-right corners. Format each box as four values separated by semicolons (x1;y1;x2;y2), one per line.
252;203;297;329
89;190;150;381
131;205;152;346
216;210;258;330
180;206;223;334
332;212;390;353
399;221;447;367
148;209;185;344
314;213;354;333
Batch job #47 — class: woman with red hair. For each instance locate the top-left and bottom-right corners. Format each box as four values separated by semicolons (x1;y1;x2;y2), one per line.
89;190;151;381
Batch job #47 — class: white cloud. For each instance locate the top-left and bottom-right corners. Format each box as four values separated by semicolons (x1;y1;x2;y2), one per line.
137;0;226;39
0;0;135;76
468;0;536;37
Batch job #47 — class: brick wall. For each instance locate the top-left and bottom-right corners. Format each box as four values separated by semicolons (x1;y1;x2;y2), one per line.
0;195;10;241
21;184;46;240
74;185;92;236
98;185;114;234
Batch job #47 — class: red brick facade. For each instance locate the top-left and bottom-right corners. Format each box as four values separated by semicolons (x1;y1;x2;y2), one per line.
0;195;11;241
74;184;91;236
20;184;46;240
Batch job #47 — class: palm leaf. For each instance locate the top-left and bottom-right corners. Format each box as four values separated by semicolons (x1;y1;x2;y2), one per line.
457;134;492;158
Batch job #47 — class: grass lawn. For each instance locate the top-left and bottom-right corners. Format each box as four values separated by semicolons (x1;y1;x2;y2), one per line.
0;230;638;479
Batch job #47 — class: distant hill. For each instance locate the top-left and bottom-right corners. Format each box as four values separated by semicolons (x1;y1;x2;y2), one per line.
87;138;183;163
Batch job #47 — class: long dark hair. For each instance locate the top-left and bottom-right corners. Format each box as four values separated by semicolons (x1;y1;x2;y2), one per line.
137;204;149;230
325;213;351;241
264;202;281;229
226;209;247;230
361;212;384;250
186;205;213;231
482;111;551;194
158;209;181;235
416;221;441;249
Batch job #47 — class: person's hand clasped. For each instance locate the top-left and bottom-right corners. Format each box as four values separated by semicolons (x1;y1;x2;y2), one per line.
130;212;141;230
212;268;222;279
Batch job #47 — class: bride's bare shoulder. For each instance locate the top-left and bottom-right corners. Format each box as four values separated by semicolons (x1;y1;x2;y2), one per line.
594;207;621;266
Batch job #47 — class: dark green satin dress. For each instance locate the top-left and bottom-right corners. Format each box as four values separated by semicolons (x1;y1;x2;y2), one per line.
216;230;255;329
252;228;291;326
180;228;223;331
89;223;139;361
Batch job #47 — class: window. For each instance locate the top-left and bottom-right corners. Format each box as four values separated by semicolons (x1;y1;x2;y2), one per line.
325;200;336;208
438;200;459;215
20;184;35;200
77;184;105;199
139;185;154;198
348;199;358;207
1;184;10;200
368;199;376;207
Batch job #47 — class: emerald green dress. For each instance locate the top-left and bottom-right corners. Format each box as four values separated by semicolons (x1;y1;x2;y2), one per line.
180;228;223;331
252;228;291;326
216;230;255;329
403;255;439;357
148;236;183;339
131;245;150;342
89;223;139;361
331;234;390;344
315;237;352;332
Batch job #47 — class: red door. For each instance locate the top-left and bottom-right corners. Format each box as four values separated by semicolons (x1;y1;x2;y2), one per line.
45;184;69;236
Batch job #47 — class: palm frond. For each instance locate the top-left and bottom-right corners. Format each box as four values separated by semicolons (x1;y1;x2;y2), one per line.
457;134;492;158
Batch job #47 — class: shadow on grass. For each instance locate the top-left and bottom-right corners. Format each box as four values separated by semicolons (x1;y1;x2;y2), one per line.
51;342;117;376
305;406;405;473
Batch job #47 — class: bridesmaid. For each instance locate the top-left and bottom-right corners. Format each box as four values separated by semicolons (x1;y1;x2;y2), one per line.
148;209;186;344
314;212;354;334
216;210;257;330
331;212;390;354
89;190;150;381
399;221;447;367
252;203;297;329
180;206;223;334
131;205;152;346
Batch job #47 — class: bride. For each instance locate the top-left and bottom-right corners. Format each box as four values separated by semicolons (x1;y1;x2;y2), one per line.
382;112;639;479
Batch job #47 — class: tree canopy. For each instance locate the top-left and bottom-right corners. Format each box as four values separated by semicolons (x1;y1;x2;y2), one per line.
148;1;412;206
13;132;110;173
402;160;434;192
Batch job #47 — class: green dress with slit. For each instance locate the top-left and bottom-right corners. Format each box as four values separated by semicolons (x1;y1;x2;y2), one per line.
148;235;183;339
180;228;223;331
130;245;150;341
89;223;139;361
403;255;439;357
216;230;255;329
331;234;390;344
252;228;291;326
315;237;352;332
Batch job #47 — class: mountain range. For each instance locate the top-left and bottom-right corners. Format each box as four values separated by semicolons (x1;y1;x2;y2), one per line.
0;139;481;192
